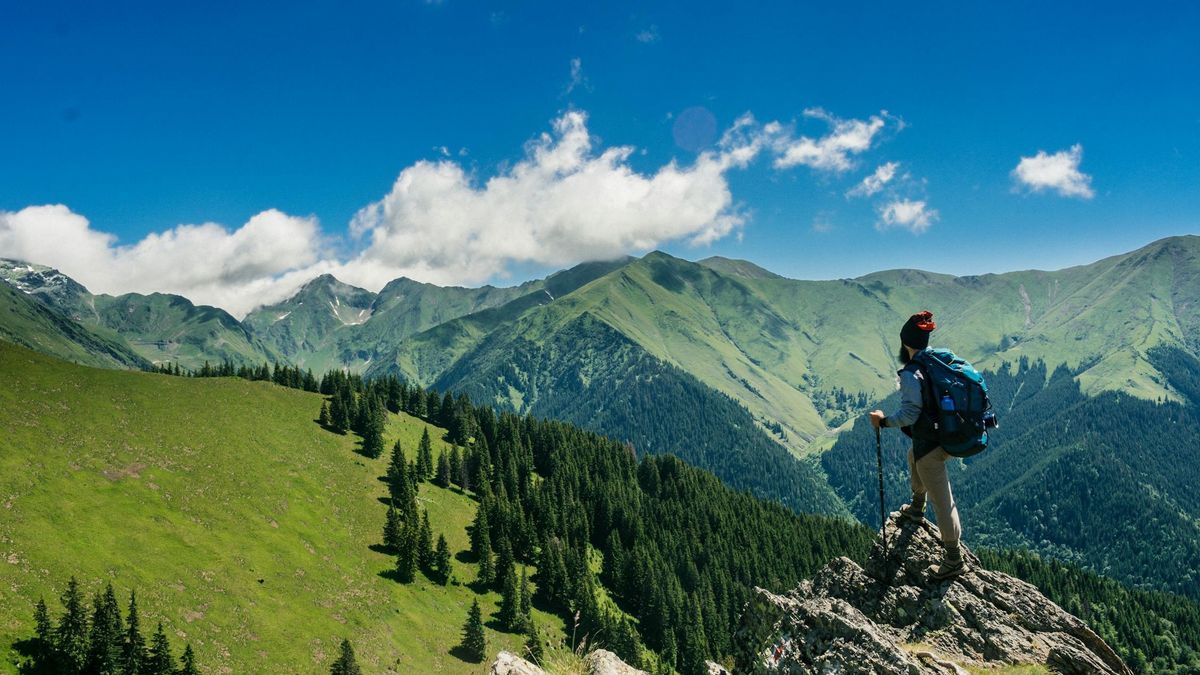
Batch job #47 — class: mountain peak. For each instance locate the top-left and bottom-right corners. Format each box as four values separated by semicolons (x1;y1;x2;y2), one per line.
736;516;1132;673
699;255;782;279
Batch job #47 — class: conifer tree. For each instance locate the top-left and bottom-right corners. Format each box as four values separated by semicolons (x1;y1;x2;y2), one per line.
496;564;520;632
318;401;331;427
524;620;544;664
123;590;147;675
147;622;174;675
33;597;52;662
361;398;385;459
435;448;452;488
450;446;464;489
56;576;89;674
178;644;200;675
476;539;494;587
417;510;434;571
494;538;515;593
518;567;533;634
87;583;125;673
383;503;403;552
416;428;433;480
461;599;487;663
395;523;418;583
434;535;452;585
330;638;361;675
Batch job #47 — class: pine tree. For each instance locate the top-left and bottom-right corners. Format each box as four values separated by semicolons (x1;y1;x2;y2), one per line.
330;638;361;675
86;583;124;674
33;597;52;662
435;448;452;488
518;567;533;634
395;523;418;583
147;622;174;675
417;510;434;571
318;401;331;427
496;564;520;632
383;502;403;552
56;577;90;674
361;398;385;459
178;644;200;675
524;620;544;664
434;535;452;585
461;599;487;663
450;446;464;489
123;590;147;675
387;442;415;516
416;428;433;480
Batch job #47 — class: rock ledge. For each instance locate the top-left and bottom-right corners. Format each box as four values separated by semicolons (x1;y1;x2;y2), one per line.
734;514;1132;674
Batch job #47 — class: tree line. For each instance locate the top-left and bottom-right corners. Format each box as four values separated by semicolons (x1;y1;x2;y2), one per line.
24;578;199;675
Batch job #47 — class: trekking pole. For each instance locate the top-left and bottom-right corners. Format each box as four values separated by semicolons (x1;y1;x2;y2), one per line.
875;426;887;556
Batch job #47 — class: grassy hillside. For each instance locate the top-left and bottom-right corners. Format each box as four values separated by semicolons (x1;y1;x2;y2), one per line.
0;282;149;370
0;342;561;673
89;292;277;369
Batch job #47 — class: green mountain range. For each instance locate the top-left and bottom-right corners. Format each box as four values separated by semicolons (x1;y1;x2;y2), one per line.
0;259;277;370
3;236;1200;602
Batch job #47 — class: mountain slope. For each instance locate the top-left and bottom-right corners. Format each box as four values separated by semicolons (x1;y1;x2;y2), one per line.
0;259;276;369
0;342;558;673
0;280;149;370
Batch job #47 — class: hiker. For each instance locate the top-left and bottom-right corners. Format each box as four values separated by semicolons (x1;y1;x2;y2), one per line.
868;311;966;580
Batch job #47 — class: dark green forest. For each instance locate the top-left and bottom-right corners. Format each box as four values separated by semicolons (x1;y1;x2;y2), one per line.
435;313;844;516
320;369;872;673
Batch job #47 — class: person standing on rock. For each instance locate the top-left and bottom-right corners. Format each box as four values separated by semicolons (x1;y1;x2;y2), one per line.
868;311;966;580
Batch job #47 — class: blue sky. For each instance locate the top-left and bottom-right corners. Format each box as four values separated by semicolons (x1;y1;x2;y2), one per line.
1;1;1198;313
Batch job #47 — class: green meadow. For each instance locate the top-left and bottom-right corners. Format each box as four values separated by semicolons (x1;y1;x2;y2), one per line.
0;342;561;673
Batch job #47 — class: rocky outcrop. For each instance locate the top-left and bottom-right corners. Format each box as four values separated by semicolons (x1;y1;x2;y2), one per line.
489;649;647;675
491;651;546;675
735;514;1132;674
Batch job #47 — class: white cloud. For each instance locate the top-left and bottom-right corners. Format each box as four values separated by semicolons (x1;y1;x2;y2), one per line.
565;58;585;94
847;161;900;198
636;25;660;43
1;107;910;315
876;199;937;234
343;110;764;289
772;108;891;172
0;205;326;317
1012;144;1094;199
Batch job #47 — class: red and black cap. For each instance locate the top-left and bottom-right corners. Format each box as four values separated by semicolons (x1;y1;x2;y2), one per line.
900;310;936;350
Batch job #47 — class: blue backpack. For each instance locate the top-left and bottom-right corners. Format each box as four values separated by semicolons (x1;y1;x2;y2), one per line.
912;348;997;457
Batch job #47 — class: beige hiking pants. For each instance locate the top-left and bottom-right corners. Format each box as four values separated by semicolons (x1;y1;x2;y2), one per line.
908;447;962;544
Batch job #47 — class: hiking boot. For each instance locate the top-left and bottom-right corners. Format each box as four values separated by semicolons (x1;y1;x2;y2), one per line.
899;497;926;523
929;541;967;581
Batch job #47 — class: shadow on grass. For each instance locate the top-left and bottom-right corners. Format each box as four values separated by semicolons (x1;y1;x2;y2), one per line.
448;644;483;665
368;543;394;556
455;550;475;564
10;638;55;674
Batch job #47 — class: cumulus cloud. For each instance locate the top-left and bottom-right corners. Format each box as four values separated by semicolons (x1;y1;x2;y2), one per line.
876;199;937;234
343;110;764;289
772;108;892;172
0;205;326;317
1;107;912;315
847;161;900;198
1012;144;1094;199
